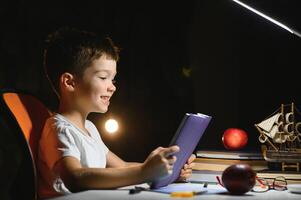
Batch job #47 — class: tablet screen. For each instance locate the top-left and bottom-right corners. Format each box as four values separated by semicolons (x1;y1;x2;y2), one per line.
151;113;212;189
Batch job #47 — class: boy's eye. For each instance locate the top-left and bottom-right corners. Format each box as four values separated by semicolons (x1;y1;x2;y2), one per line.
98;77;116;84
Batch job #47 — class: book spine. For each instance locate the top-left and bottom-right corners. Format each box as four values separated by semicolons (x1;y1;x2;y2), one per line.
193;158;268;171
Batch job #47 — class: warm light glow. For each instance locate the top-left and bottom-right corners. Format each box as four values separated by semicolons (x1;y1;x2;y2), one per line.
105;119;119;134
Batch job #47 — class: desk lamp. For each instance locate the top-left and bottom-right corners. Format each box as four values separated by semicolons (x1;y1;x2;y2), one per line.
232;0;301;38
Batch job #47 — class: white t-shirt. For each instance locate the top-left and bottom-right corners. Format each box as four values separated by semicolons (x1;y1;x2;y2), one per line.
38;113;109;199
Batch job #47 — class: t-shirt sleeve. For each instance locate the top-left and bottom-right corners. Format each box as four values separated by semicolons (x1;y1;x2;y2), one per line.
40;124;81;170
57;128;81;160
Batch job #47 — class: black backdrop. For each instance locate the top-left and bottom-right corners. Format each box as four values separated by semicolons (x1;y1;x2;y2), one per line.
0;0;300;162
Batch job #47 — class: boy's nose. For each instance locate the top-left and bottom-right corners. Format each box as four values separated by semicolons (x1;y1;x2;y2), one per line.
108;84;116;93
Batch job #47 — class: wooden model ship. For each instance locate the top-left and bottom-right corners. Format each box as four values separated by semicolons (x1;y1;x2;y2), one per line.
255;103;301;171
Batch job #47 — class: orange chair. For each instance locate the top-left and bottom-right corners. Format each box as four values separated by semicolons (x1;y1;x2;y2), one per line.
0;91;51;200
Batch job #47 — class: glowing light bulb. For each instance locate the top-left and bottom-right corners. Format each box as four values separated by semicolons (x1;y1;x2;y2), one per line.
105;119;119;134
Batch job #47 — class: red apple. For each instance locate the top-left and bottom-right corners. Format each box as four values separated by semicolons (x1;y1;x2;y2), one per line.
222;128;248;150
222;164;256;195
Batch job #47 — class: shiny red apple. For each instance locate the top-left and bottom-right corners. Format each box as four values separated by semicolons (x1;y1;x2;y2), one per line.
222;164;256;195
222;128;248;150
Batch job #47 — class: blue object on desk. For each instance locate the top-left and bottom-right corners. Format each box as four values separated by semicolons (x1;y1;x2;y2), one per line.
151;113;212;189
152;183;207;194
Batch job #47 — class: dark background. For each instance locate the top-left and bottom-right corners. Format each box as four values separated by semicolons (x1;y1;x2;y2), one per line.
0;0;300;162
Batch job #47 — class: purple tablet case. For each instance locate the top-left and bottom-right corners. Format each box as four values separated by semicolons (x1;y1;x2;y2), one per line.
151;113;212;189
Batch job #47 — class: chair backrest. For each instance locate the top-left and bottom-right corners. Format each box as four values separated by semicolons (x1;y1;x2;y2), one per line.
0;91;51;200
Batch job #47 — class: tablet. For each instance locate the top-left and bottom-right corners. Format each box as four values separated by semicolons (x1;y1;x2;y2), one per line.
151;113;212;189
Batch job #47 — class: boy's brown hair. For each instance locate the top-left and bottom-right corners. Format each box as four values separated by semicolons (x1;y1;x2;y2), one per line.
43;27;119;97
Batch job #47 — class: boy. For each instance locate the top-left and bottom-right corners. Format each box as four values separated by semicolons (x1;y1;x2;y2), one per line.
38;27;195;199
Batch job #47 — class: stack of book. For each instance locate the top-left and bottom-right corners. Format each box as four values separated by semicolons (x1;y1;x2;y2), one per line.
193;150;267;171
190;150;268;183
190;150;301;185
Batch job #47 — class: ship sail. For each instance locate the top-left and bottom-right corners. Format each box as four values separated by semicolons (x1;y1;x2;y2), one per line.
257;113;282;133
256;113;289;143
265;124;278;138
273;132;288;143
284;112;294;134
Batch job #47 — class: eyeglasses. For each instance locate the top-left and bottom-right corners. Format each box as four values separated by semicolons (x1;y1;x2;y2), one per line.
252;176;287;192
216;175;287;193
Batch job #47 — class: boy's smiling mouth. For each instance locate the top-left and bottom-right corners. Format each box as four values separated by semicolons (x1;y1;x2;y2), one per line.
100;96;110;105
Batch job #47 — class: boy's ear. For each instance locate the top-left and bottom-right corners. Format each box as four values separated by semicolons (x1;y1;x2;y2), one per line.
60;72;76;91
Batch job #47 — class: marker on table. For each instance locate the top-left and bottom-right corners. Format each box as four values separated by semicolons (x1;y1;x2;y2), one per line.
170;190;206;198
129;186;146;194
170;191;195;198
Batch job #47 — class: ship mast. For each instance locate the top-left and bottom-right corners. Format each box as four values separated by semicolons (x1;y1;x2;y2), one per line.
280;104;284;151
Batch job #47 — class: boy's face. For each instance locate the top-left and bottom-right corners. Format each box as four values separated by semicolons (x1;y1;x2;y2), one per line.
75;54;117;113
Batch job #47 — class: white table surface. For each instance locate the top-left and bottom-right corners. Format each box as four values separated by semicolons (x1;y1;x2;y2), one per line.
45;182;301;200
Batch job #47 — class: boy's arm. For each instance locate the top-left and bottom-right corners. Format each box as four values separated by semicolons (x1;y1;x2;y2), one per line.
53;146;179;192
106;151;141;168
106;150;195;181
54;156;144;192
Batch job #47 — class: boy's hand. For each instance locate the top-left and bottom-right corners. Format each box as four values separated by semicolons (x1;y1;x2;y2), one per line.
176;154;196;182
142;145;180;181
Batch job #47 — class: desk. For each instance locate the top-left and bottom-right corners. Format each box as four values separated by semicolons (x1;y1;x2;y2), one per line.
47;183;301;200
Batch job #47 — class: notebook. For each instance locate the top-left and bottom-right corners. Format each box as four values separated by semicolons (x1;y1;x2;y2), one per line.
151;113;212;189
